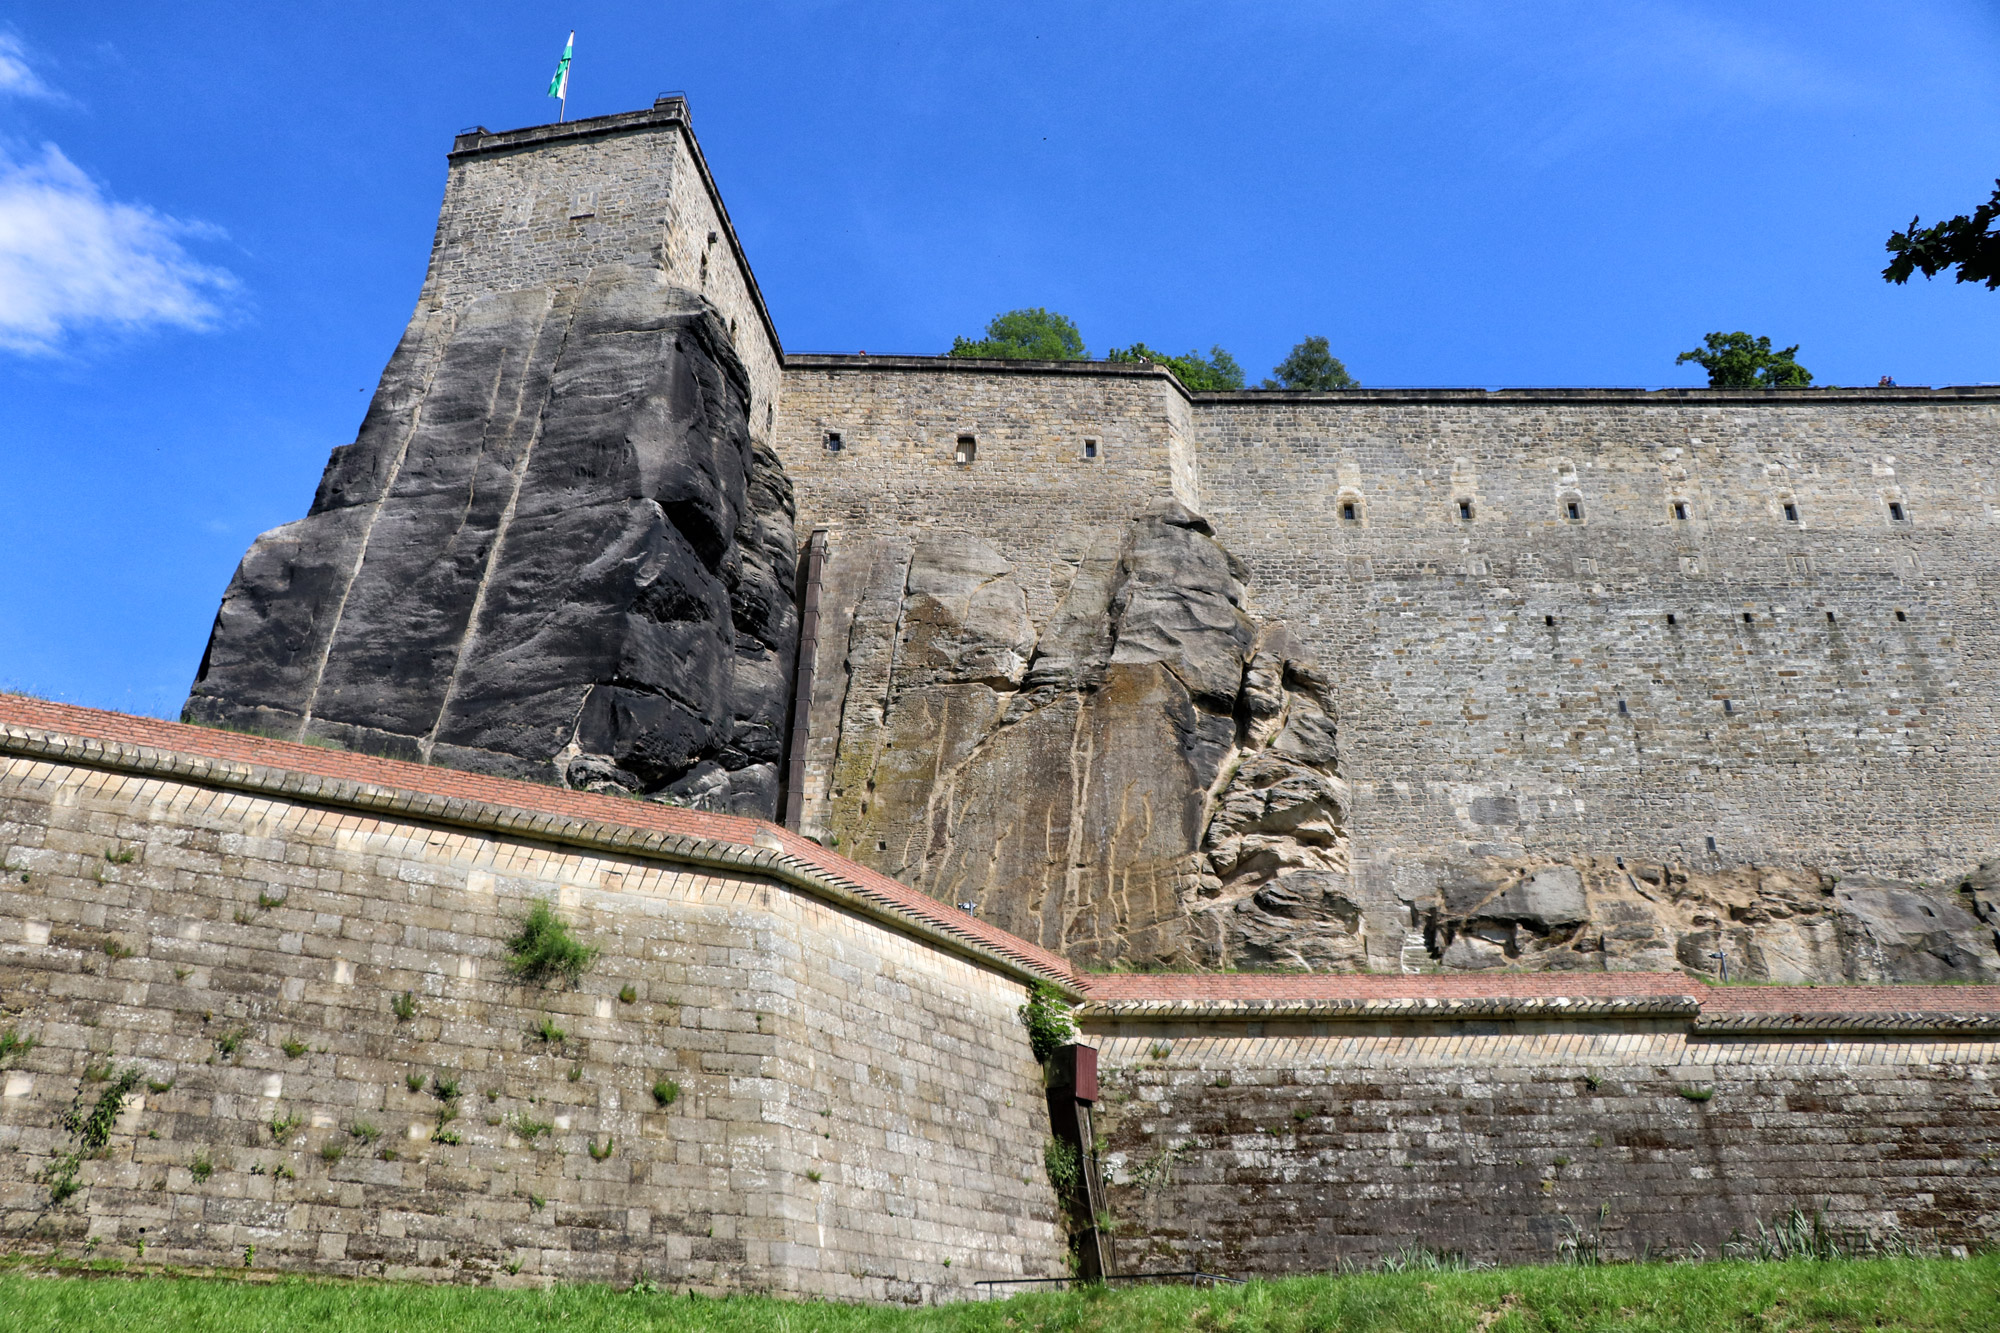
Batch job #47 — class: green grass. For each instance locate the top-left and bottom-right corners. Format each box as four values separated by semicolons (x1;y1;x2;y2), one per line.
0;1256;1993;1331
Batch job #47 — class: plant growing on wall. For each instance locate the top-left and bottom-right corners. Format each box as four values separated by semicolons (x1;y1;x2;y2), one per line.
45;1067;141;1205
1043;1136;1081;1198
1017;982;1076;1063
504;899;598;986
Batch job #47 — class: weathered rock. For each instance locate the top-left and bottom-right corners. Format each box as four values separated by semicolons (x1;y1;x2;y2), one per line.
1418;855;2000;982
813;503;1348;967
186;267;796;816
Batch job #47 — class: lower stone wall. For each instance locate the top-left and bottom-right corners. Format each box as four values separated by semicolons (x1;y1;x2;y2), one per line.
0;751;1064;1300
1089;1020;2000;1273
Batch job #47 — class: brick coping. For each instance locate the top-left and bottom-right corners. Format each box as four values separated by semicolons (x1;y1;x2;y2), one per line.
4;695;1998;1030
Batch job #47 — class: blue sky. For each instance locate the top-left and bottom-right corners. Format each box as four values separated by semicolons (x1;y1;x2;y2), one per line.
4;2;2000;717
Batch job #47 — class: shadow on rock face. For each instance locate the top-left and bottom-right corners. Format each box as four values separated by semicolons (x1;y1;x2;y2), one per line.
186;266;796;817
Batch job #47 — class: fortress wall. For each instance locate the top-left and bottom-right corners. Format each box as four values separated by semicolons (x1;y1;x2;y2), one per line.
0;729;1063;1297
1193;394;2000;915
779;360;1189;628
425;102;783;439
1090;1020;2000;1271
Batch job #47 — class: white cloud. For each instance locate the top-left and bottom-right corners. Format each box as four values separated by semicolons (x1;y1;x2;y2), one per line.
0;34;52;100
0;143;236;354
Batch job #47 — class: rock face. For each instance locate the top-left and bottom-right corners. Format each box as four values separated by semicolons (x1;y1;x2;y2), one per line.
817;502;1350;967
807;501;2000;983
186;267;797;816
1421;856;2000;982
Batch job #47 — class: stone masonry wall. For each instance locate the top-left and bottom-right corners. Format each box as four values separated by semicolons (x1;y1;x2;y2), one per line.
427;101;783;443
1088;1017;2000;1272
1194;393;2000;957
0;741;1064;1299
774;367;2000;971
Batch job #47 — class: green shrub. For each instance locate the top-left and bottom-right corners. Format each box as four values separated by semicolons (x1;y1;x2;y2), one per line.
391;991;417;1022
1043;1136;1081;1199
347;1121;380;1145
280;1038;307;1059
651;1079;679;1108
504;900;598;986
1017;982;1076;1064
587;1137;614;1161
189;1154;213;1183
319;1142;344;1163
532;1015;566;1046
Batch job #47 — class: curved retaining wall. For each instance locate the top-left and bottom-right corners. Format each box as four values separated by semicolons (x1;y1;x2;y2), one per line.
1;697;1996;1289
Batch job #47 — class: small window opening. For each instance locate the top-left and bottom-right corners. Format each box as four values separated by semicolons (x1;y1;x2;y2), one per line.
1672;500;1688;520
1782;502;1798;522
1742;611;1754;624
954;435;976;464
1888;501;1906;521
1544;614;1555;627
1565;500;1581;521
1723;699;1733;715
1666;613;1677;627
1617;699;1628;715
1706;836;1718;854
1827;610;1837;624
1895;609;1907;623
1083;438;1098;459
1341;501;1358;521
876;840;887;852
1457;499;1473;521
824;431;843;452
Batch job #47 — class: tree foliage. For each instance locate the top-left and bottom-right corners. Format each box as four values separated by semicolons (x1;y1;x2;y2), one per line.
1884;181;2000;290
1262;336;1357;390
948;308;1087;360
1105;342;1245;392
1675;332;1813;389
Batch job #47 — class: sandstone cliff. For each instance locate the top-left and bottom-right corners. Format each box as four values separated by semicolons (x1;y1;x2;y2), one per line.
187;267;796;816
1420;855;2000;983
811;502;1353;967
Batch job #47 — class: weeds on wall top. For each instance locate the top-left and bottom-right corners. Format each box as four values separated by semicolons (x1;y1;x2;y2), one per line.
1018;982;1076;1063
505;899;598;986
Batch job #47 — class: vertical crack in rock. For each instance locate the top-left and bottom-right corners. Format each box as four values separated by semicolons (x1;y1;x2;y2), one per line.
187;266;797;817
822;502;1349;968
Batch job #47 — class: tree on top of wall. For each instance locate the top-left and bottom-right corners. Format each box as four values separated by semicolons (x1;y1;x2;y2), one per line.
1262;336;1357;390
1105;342;1246;392
1884;181;2000;290
948;308;1088;360
1676;332;1813;388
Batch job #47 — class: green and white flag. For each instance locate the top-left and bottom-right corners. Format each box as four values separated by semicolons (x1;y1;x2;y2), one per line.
548;31;573;101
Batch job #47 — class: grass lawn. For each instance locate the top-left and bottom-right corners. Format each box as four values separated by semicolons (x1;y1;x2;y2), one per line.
0;1256;1995;1333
